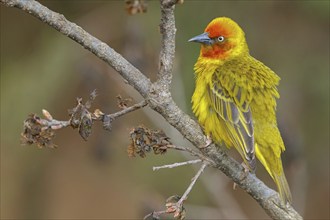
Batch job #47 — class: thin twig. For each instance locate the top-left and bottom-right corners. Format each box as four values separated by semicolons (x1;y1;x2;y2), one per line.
153;159;202;171
21;99;148;146
146;163;208;219
37;109;71;130
167;145;215;166
40;118;70;130
165;163;208;218
178;162;207;204
108;100;147;119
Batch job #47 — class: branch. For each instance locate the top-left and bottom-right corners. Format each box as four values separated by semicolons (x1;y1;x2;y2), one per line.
166;163;208;219
153;159;202;171
145;162;208;220
177;162;207;205
166;144;215;165
1;0;302;219
21;93;147;147
106;100;147;119
158;0;176;87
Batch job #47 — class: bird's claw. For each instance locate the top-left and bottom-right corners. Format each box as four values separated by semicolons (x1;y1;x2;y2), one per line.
233;162;250;190
200;135;213;148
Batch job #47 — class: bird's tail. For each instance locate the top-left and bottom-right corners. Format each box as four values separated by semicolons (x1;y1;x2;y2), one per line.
273;172;292;204
255;144;292;204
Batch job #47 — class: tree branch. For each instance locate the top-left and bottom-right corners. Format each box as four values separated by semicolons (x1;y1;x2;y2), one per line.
146;162;208;220
166;163;208;219
21;94;148;147
177;162;208;205
1;0;302;219
158;0;176;87
153;159;202;171
166;144;215;165
107;100;147;119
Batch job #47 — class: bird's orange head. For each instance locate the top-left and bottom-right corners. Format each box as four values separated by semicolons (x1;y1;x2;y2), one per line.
189;17;249;60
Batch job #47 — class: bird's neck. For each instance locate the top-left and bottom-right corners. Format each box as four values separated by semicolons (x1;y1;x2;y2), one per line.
196;51;249;70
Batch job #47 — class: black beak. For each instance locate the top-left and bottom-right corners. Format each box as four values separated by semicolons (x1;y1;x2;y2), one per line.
188;32;212;45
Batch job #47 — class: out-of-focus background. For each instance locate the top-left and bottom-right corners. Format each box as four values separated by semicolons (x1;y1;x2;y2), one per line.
1;1;329;219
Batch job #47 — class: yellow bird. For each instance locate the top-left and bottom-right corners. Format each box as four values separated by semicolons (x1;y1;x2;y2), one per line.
189;17;292;204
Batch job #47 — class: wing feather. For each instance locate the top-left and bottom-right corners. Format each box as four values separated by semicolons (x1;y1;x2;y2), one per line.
209;73;256;171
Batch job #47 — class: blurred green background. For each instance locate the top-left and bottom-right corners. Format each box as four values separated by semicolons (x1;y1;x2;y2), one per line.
1;0;329;219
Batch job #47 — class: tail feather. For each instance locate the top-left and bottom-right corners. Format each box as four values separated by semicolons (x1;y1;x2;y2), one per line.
274;172;292;204
255;144;292;204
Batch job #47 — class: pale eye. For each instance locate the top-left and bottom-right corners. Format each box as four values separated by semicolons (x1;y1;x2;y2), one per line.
217;36;225;42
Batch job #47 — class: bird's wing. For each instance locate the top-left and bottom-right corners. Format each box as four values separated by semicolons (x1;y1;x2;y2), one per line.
208;71;256;171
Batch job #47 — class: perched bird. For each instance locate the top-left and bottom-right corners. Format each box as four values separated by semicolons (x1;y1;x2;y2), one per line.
189;17;292;204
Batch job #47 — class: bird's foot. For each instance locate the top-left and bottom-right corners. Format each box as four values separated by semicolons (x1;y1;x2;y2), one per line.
233;162;250;190
200;135;213;148
241;162;250;173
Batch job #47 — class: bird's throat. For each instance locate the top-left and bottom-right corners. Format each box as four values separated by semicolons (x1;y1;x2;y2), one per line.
200;43;232;60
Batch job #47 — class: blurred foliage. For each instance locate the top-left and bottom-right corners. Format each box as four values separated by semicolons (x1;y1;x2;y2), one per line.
1;1;329;219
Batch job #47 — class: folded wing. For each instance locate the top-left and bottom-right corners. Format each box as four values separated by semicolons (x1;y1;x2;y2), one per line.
208;72;256;171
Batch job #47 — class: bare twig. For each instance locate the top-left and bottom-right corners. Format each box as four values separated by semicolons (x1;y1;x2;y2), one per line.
108;100;147;119
178;163;207;204
21;96;147;146
1;0;303;219
167;145;215;166
153;159;202;171
40;109;71;129
145;163;207;219
96;99;148;132
166;163;208;218
40;119;70;130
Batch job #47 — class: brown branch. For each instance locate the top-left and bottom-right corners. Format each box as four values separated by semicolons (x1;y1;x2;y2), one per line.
166;144;215;165
176;162;208;206
21;95;147;146
40;109;71;129
166;162;207;219
145;163;208;220
1;0;302;219
107;100;147;119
